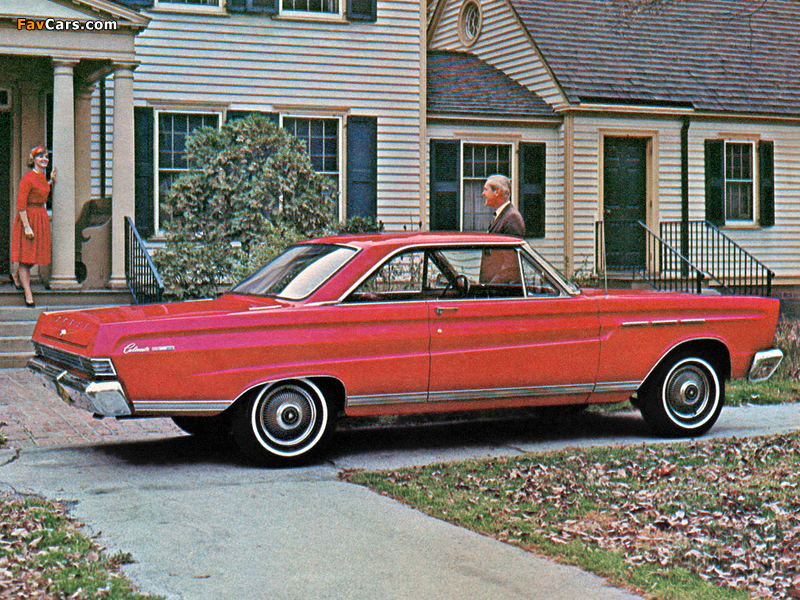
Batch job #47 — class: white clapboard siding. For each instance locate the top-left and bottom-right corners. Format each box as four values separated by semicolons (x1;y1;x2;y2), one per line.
429;0;567;107
91;1;424;230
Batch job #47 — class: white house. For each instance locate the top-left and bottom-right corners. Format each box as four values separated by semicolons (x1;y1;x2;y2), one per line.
2;0;800;296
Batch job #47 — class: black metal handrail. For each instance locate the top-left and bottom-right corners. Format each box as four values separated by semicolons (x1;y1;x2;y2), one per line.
595;220;707;294
660;220;774;296
124;217;164;304
639;221;707;294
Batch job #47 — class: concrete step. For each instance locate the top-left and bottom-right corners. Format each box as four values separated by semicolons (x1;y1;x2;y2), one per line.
0;281;134;368
0;351;34;370
0;335;34;353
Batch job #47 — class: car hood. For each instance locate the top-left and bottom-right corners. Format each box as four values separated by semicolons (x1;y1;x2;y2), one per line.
35;295;289;350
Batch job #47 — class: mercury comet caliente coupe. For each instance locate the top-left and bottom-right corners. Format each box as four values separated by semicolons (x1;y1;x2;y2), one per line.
29;232;783;464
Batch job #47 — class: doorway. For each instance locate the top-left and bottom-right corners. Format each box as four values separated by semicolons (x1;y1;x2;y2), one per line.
602;137;648;271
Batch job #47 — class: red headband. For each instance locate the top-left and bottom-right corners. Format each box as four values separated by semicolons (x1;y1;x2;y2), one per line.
30;146;47;159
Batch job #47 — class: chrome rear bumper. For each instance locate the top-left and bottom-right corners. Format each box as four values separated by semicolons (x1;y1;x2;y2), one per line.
28;356;132;417
748;348;784;382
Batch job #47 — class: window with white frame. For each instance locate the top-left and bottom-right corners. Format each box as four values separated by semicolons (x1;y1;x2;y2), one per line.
282;0;339;15
725;141;755;222
155;0;222;7
157;111;220;231
462;143;512;232
282;116;341;194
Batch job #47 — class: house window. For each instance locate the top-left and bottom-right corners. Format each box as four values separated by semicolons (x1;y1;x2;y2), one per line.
725;142;754;221
429;140;547;237
283;0;338;12
459;1;482;46
282;116;340;194
155;0;223;8
462;143;511;232
704;138;773;228
157;111;220;231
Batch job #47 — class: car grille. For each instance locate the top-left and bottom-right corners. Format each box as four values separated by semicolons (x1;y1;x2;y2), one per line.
33;342;117;380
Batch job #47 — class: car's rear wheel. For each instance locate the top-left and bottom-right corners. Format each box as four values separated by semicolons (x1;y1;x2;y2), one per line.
638;352;724;437
232;379;335;465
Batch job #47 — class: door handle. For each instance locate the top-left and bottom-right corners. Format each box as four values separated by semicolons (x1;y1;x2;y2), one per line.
434;307;458;316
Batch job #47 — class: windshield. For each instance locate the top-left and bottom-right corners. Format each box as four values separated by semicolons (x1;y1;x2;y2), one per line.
231;244;357;300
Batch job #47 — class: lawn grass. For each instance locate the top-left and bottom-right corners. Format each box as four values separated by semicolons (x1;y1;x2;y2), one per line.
346;432;800;600
0;494;161;600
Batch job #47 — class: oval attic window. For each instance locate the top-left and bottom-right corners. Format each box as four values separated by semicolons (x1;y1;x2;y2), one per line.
460;1;482;46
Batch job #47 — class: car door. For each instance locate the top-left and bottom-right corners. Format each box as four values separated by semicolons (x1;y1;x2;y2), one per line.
427;248;601;408
335;249;432;411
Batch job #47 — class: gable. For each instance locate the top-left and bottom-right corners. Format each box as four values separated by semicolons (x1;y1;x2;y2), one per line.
428;0;568;109
0;0;148;29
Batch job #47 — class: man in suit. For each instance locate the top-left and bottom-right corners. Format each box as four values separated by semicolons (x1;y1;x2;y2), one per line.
483;174;525;237
480;174;525;283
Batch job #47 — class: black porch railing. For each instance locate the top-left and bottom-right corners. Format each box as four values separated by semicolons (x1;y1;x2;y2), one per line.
660;221;774;296
124;217;164;304
639;221;707;294
595;220;706;294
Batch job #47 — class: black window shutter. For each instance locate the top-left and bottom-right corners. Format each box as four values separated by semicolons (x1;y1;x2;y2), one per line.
519;142;546;238
704;139;725;227
430;140;460;231
759;140;775;227
346;116;378;220
134;107;154;239
228;0;278;14
347;0;377;21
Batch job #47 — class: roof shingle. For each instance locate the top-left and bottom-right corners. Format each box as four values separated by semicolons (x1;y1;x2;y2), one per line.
427;50;555;118
510;0;800;116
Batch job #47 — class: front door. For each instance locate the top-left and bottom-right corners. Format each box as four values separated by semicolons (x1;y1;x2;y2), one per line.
603;137;648;271
0;111;10;276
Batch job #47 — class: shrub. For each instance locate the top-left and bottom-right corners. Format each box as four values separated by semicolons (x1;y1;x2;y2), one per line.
153;114;337;300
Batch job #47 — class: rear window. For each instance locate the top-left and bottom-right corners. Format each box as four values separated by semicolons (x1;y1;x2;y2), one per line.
231;244;357;300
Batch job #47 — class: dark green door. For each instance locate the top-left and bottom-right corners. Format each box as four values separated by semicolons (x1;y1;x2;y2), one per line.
603;137;647;270
0;111;10;276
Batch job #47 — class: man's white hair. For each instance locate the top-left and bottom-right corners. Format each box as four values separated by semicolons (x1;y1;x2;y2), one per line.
486;174;511;200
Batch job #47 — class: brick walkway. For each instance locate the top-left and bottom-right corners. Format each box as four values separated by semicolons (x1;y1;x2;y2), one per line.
0;368;184;448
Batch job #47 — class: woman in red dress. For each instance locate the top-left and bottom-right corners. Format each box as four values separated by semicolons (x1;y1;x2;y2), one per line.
11;146;56;307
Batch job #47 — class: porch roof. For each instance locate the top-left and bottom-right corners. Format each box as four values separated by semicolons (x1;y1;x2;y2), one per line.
427;50;555;118
510;0;800;116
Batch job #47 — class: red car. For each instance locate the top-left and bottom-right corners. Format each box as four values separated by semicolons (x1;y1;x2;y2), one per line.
29;232;782;464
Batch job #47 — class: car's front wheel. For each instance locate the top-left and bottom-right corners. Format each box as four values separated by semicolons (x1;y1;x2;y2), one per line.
232;379;335;465
638;353;724;437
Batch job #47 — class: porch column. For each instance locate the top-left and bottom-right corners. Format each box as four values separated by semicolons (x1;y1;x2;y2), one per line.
74;85;94;220
49;59;79;289
109;62;137;289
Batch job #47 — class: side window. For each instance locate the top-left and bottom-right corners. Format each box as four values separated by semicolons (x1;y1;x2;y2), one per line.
436;249;524;298
521;254;559;297
348;251;435;301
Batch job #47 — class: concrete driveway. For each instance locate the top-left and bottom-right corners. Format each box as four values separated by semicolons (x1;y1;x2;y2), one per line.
2;368;799;600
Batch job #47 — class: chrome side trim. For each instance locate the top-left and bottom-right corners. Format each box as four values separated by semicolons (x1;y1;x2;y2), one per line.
428;384;594;403
346;392;428;407
133;400;234;413
621;318;707;328
592;381;640;393
347;384;598;407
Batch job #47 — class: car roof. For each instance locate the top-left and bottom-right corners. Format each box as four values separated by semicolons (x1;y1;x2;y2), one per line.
308;231;524;252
